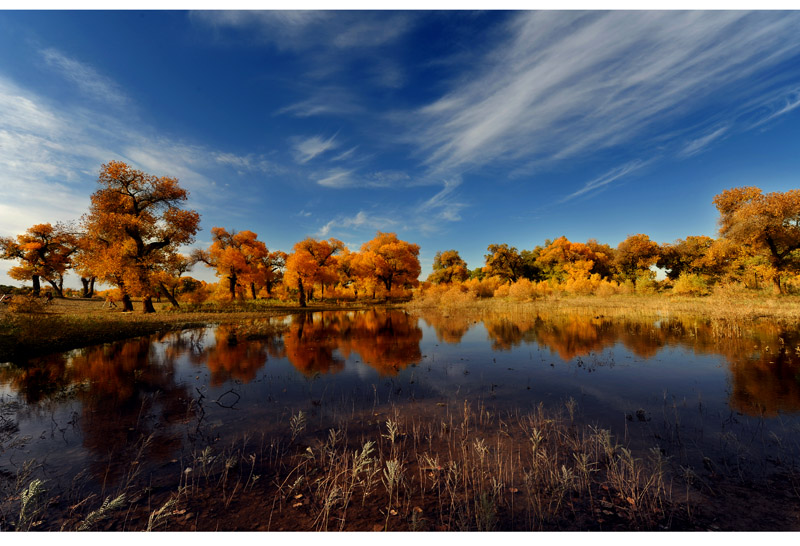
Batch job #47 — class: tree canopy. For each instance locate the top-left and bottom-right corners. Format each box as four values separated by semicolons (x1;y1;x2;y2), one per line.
714;186;800;292
81;161;200;312
428;250;469;284
0;223;78;297
359;232;421;292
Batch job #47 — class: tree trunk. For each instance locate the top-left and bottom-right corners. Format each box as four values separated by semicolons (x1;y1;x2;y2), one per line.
121;294;134;312
228;270;237;300
160;282;180;308
265;279;273;297
250;282;257;300
298;278;306;308
81;277;91;298
32;275;40;297
46;278;64;298
142;295;156;314
773;275;783;295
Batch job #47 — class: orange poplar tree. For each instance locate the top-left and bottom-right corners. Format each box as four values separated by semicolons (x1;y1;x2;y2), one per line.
359;232;421;293
534;237;601;282
81;161;200;313
483;243;525;283
713;186;800;293
193;228;270;300
255;250;288;298
0;223;78;297
657;235;716;280
614;234;660;289
284;237;345;307
427;249;469;284
334;248;362;298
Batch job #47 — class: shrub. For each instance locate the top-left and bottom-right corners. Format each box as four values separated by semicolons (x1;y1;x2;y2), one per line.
672;273;710;296
463;277;502;299
594;279;621;297
493;283;511;299
508;278;536;301
7;294;46;314
634;274;658;294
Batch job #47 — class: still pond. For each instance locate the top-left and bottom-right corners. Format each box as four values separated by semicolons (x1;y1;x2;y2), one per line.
2;308;800;524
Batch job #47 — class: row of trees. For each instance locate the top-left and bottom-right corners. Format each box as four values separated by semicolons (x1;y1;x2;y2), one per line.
0;162;422;312
426;186;800;295
1;161;797;310
193;229;421;306
1;162;200;312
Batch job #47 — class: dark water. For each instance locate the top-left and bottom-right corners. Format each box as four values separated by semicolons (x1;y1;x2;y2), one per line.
2;308;800;490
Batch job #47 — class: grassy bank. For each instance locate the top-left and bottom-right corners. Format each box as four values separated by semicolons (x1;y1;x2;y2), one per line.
2;399;797;531
408;292;800;323
0;297;400;362
3;292;800;362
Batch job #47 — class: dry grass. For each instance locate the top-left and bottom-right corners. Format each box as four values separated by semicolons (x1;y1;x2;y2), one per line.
5;290;798;361
0;297;403;361
407;292;800;324
0;401;680;531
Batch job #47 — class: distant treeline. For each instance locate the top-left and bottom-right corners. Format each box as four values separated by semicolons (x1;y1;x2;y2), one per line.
1;162;798;312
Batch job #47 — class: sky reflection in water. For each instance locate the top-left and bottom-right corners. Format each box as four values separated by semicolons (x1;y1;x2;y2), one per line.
2;309;800;489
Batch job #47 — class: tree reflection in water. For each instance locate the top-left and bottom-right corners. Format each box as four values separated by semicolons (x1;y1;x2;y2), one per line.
282;310;422;376
419;309;800;416
2;309;799;489
204;324;284;386
2;331;198;484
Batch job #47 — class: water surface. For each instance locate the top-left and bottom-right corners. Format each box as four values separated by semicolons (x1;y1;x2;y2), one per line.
2;308;800;491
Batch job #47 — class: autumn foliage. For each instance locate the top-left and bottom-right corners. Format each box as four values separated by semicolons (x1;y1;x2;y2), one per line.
78;161;200;312
2;162;799;307
0;223;78;297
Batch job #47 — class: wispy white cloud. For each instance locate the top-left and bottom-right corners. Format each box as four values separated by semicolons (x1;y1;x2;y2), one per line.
275;87;364;119
293;134;339;164
212;152;280;174
314;176;466;239
41;48;129;107
316;168;355;188
318;210;398;237
313;168;410;189
0;62;279;250
413;12;800;176
369;61;405;89
417;177;467;228
560;160;650;203
747;87;800;129
679;126;729;157
366;170;410;186
121;141;218;197
193;11;413;52
332;146;359;162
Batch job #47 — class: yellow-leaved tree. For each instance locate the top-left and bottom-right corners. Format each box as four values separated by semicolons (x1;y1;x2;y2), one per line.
81;161;200;312
359;232;421;295
614;234;660;291
427;249;469;284
0;222;78;297
193;228;269;300
284;237;345;307
713;186;800;293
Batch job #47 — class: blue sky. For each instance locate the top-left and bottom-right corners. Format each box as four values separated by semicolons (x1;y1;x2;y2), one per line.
2;10;800;287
